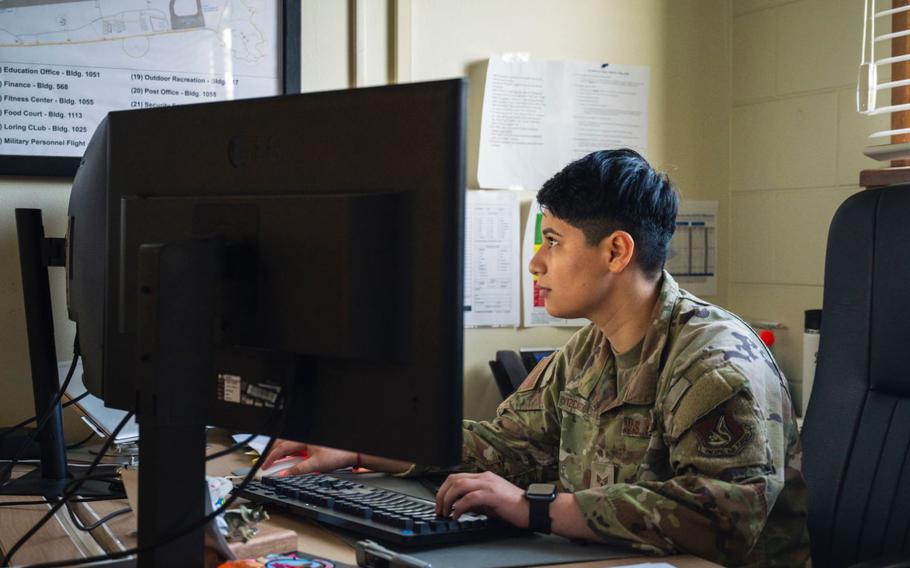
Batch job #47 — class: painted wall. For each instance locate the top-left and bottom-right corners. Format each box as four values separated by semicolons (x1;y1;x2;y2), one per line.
300;0;732;420
728;0;885;413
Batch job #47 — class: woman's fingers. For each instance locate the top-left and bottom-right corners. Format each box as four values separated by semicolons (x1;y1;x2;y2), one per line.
261;439;306;469
435;474;488;517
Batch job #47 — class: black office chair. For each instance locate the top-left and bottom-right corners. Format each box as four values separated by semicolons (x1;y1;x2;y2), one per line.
802;186;910;568
488;351;530;399
488;349;557;399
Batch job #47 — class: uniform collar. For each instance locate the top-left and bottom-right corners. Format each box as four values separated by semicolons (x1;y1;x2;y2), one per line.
592;271;680;411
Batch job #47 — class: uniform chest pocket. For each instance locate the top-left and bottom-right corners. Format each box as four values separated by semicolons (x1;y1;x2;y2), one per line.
556;392;600;491
557;393;655;488
593;409;653;482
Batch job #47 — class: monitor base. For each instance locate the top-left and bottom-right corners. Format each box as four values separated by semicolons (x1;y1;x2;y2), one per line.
0;428;41;461
0;464;125;499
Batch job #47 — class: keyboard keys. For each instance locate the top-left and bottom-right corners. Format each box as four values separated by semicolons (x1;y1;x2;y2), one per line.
413;521;430;534
393;516;414;530
238;473;510;546
311;494;334;508
275;486;298;499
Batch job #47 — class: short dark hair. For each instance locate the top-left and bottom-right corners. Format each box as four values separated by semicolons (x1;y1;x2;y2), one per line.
536;149;678;278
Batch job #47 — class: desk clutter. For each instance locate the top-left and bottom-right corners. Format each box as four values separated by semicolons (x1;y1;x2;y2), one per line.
0;442;694;568
219;552;355;568
225;525;299;562
0;425;711;567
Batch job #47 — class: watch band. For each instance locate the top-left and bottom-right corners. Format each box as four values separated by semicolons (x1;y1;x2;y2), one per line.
528;497;552;533
525;483;557;534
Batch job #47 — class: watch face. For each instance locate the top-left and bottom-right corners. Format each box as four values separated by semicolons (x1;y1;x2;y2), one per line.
526;483;557;499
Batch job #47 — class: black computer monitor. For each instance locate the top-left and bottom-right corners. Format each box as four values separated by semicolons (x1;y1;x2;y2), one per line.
66;79;466;467
66;79;466;565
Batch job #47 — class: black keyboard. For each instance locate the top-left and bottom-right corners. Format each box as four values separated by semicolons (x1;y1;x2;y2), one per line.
237;472;513;546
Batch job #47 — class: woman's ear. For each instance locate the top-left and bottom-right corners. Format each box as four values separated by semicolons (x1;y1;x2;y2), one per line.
600;230;635;273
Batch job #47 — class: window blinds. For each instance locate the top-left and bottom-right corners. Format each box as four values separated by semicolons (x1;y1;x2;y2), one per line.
859;0;910;158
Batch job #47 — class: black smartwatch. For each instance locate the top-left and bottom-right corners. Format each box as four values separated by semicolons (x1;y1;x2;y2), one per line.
525;483;557;533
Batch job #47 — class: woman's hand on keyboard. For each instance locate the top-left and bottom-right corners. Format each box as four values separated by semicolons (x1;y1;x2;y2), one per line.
434;471;528;529
262;439;357;475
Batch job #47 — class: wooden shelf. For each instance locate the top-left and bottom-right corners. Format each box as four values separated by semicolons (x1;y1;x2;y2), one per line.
860;167;910;189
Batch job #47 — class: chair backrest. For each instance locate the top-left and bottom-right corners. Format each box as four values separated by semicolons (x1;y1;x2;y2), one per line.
803;186;910;566
488;351;529;399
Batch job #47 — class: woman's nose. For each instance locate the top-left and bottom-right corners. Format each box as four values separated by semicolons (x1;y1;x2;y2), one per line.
528;248;544;276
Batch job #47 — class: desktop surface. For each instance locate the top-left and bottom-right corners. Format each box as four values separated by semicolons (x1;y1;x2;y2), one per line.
0;430;722;568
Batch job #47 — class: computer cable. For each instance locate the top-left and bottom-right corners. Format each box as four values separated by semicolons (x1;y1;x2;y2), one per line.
64;501;131;532
0;391;89;446
14;435;278;568
14;387;289;567
55;473;122;487
0;496;121;507
205;432;260;461
65;431;96;450
0;335;81;447
205;383;290;464
62;392;89;409
1;411;133;567
0;339;81;487
0;460;120;479
75;428;245;468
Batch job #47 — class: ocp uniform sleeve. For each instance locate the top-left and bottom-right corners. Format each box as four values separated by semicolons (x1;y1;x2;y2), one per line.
573;364;781;565
459;352;564;488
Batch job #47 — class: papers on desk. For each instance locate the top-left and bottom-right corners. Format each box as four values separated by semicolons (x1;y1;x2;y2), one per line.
478;56;650;191
57;361;139;445
232;433;271;456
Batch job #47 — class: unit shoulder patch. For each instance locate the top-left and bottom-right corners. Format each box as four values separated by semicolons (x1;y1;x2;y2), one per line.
691;410;753;457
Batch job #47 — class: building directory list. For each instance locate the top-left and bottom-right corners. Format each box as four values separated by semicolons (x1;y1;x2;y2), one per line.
0;0;280;157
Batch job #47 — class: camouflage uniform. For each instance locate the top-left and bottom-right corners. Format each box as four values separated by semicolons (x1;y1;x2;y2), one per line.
460;273;809;567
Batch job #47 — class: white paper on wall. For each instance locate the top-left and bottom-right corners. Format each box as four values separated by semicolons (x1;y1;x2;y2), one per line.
667;200;718;297
464;191;521;327
478;57;650;191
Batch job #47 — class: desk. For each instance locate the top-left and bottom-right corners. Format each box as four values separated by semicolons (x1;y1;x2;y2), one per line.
0;433;720;567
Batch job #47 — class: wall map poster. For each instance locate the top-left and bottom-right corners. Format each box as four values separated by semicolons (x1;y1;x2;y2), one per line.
0;0;297;175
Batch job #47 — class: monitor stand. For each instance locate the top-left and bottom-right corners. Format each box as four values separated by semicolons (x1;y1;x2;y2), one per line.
133;239;225;567
0;209;123;499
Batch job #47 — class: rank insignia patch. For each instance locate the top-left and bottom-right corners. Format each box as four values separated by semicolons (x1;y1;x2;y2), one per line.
692;410;753;457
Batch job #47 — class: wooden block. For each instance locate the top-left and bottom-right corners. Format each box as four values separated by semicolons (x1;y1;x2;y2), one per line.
226;525;297;559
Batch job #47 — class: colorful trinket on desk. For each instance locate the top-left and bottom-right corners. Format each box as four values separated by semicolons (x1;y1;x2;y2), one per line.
223;504;270;542
218;552;337;567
